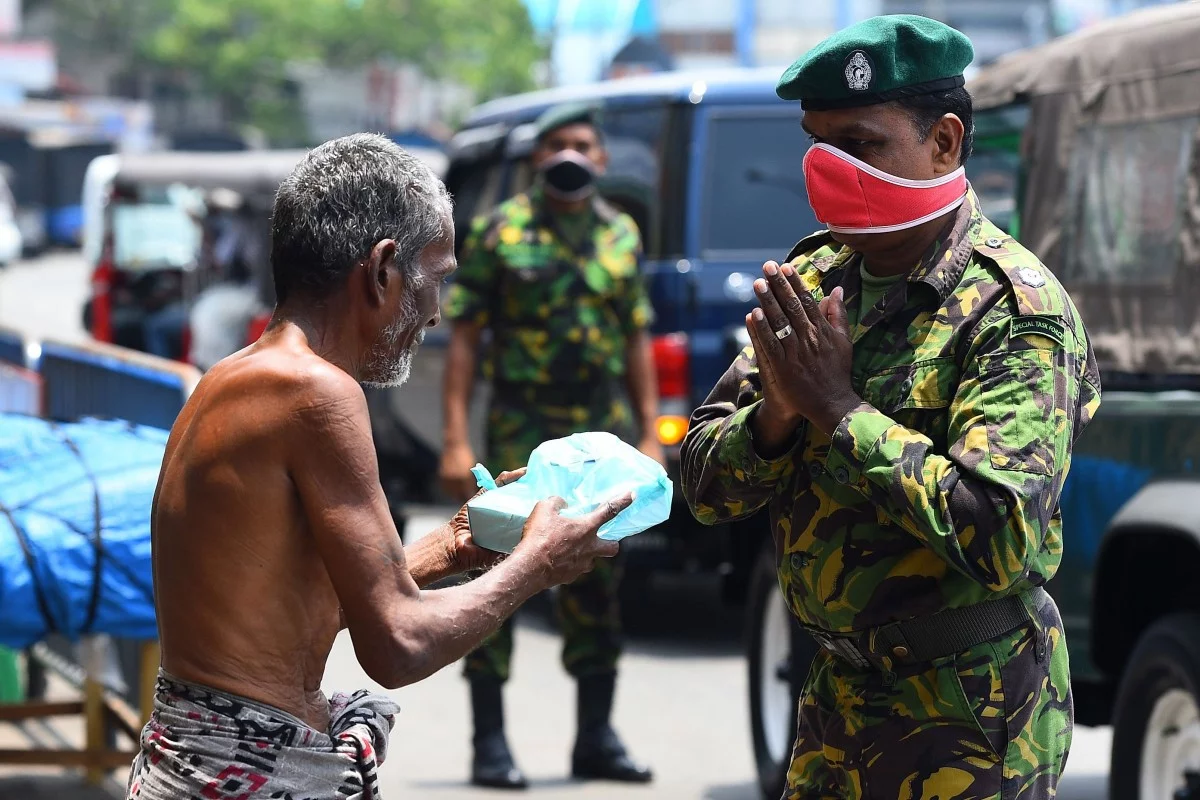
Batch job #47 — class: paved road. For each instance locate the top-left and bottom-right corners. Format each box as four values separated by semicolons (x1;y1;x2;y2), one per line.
0;251;1114;799
0;250;91;344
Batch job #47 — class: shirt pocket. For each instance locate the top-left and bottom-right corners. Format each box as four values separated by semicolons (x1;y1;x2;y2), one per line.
977;349;1061;475
495;248;572;327
862;358;958;414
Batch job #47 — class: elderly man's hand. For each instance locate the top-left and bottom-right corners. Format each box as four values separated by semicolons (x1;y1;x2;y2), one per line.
440;467;527;574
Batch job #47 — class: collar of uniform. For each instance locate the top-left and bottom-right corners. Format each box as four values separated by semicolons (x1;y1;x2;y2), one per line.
528;183;617;226
784;230;857;275
905;186;983;303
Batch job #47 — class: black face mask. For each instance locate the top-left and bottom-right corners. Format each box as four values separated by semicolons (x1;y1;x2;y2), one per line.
540;150;597;201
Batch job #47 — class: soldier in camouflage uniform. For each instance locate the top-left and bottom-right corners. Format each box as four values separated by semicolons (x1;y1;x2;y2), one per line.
440;103;659;789
681;17;1101;800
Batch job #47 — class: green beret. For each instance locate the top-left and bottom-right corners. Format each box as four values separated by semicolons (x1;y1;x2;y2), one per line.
534;102;601;141
776;15;974;110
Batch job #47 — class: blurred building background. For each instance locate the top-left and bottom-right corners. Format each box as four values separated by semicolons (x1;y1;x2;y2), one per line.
0;0;1183;167
532;0;1185;86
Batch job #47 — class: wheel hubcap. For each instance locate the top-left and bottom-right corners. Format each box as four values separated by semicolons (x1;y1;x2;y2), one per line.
759;588;793;764
1142;688;1200;799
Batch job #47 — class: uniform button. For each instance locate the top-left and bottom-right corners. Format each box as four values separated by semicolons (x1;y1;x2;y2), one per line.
808;461;823;480
834;467;850;484
900;377;914;394
986;236;1002;248
892;645;910;659
790;553;807;570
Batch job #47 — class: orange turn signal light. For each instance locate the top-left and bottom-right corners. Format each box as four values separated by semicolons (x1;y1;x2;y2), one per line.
656;415;689;446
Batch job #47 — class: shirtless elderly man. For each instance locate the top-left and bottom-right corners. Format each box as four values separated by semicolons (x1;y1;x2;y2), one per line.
127;134;629;800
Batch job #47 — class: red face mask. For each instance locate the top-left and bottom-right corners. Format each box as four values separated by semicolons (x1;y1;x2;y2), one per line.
802;143;968;234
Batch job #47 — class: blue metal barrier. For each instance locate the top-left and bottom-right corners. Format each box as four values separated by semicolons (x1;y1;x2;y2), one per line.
37;340;199;430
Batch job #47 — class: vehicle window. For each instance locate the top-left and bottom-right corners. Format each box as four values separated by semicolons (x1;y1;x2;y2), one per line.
1063;116;1198;284
112;204;201;271
446;158;505;252
597;106;668;257
508;158;535;198
701;113;817;255
47;144;111;207
969;104;1029;237
501;103;674;259
0;178;13;222
969;148;1022;235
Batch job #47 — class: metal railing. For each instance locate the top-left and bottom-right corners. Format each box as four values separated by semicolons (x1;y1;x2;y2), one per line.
37;339;199;429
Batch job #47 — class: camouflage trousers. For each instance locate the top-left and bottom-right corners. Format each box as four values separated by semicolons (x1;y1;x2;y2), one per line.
463;388;634;683
786;594;1072;799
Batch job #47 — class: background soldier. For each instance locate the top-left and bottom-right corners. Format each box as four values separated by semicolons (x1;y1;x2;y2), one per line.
681;16;1101;800
440;103;659;789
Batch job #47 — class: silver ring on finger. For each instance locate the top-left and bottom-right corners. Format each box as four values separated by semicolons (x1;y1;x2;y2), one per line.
774;324;794;341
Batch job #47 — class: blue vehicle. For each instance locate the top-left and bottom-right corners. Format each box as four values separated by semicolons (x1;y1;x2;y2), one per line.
43;137;113;247
0;129;112;252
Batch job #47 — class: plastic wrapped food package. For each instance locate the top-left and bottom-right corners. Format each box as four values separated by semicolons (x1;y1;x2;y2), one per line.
466;432;673;553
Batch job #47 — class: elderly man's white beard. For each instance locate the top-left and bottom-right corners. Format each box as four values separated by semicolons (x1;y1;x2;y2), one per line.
362;287;424;389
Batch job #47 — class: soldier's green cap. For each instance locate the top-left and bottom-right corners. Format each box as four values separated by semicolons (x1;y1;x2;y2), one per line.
534;102;601;141
776;15;973;110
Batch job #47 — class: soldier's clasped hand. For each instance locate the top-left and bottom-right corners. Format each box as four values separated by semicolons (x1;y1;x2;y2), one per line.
745;261;861;437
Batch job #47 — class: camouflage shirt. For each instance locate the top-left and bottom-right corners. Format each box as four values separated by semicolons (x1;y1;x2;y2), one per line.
681;191;1102;633
444;187;654;385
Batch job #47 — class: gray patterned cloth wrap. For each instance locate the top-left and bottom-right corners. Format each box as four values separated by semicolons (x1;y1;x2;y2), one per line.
126;670;399;800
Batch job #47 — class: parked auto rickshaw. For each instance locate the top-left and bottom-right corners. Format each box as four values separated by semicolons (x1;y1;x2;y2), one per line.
81;150;303;360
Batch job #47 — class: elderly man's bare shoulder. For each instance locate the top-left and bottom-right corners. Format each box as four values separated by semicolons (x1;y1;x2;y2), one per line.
215;335;364;409
176;339;370;467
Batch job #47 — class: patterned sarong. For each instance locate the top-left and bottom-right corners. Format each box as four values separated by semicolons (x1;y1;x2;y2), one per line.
126;670;399;799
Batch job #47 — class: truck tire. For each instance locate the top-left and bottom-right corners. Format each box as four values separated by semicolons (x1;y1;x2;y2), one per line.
1110;612;1200;800
748;544;816;799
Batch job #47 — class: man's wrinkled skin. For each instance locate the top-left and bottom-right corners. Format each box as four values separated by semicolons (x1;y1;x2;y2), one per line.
152;212;631;733
681;102;1101;798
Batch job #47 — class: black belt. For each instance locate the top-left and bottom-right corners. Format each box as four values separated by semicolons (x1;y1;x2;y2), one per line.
806;587;1050;669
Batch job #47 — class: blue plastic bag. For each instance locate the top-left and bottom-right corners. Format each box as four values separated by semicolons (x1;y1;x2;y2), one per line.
466;432;673;553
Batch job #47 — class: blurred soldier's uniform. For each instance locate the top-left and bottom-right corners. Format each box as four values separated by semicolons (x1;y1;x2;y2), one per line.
444;103;655;789
681;16;1101;800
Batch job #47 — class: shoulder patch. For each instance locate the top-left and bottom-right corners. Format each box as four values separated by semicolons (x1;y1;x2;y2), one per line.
1011;316;1065;347
974;227;1065;317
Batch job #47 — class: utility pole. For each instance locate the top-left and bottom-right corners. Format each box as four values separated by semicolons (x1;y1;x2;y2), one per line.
836;0;853;30
735;0;756;66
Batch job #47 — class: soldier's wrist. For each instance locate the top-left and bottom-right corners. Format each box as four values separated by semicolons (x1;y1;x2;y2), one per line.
812;391;863;438
750;402;802;459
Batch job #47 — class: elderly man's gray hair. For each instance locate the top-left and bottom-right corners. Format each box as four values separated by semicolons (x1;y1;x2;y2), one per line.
270;133;452;303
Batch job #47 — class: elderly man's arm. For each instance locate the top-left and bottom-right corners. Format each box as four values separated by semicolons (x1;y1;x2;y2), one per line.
293;367;627;689
404;476;526;587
